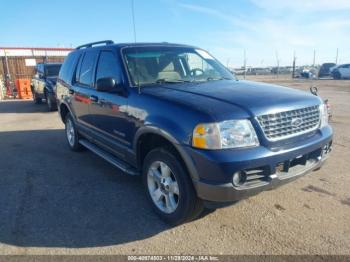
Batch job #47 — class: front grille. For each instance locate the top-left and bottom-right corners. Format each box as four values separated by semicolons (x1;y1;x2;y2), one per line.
257;105;320;141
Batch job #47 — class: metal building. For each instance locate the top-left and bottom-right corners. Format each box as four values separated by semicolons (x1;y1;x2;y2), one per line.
0;47;73;99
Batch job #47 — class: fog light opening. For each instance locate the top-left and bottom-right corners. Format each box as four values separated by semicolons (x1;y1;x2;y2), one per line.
232;171;247;186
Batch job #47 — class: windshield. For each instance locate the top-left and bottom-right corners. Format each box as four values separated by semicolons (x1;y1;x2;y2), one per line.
122;47;235;86
45;65;61;77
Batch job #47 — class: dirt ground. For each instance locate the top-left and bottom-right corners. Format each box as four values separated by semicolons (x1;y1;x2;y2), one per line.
0;77;349;255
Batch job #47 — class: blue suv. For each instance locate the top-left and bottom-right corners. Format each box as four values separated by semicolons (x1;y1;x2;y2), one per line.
56;41;333;225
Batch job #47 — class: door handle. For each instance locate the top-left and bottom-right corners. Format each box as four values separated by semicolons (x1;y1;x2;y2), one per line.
68;89;74;95
90;95;98;102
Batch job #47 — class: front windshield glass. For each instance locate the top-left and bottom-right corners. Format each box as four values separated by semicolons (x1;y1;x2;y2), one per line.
122;47;235;86
45;65;61;77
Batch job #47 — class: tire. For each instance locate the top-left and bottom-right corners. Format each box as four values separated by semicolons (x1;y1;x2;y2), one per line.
142;148;204;225
32;90;42;104
333;71;341;80
45;92;57;111
64;113;82;151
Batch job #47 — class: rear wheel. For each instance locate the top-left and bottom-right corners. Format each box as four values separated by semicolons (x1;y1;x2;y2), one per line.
32;90;42;104
65;113;82;151
143;148;203;225
45;92;57;111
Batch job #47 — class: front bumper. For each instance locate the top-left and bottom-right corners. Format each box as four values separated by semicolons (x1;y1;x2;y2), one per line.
187;126;333;203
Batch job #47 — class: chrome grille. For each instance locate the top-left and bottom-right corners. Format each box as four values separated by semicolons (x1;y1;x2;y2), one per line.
257;105;320;141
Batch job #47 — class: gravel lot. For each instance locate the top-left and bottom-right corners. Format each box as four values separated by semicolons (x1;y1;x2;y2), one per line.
0;77;349;255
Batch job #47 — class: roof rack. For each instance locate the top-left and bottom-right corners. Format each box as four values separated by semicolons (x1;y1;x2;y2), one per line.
76;40;114;50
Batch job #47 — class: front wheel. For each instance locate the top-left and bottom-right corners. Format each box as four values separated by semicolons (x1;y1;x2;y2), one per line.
65;113;82;151
333;71;341;80
143;148;204;225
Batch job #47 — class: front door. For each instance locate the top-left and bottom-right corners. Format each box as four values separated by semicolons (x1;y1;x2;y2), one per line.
89;50;130;159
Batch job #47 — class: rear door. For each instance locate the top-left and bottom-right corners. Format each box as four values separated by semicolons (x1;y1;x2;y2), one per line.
89;49;130;159
70;49;99;127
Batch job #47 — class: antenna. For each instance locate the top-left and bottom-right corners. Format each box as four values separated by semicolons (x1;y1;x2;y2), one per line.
131;0;137;43
131;0;141;93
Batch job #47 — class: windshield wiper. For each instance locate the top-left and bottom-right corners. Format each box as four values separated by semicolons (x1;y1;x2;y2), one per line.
206;77;232;81
155;79;189;84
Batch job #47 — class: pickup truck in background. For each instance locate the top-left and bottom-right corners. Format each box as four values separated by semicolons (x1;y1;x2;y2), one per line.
31;63;62;111
56;41;333;225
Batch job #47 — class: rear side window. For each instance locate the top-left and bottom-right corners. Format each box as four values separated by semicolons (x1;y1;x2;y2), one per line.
77;50;98;87
96;51;121;82
59;52;80;84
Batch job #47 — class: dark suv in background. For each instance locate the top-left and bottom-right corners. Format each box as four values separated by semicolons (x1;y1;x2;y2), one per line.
318;63;336;78
56;41;332;225
31;62;62;111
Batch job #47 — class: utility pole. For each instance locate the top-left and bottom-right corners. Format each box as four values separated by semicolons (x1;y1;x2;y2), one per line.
335;48;339;64
275;51;280;79
312;49;316;68
243;49;247;79
4;51;11;97
292;51;296;79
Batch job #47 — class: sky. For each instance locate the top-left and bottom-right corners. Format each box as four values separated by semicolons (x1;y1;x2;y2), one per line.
0;0;349;67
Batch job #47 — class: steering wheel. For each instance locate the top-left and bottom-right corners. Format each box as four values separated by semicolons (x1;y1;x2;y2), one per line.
190;68;205;77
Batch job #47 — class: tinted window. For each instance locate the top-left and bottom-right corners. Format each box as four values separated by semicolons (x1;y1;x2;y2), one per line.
45;65;61;77
123;47;234;86
59;52;80;84
78;51;98;87
96;51;120;82
37;64;44;73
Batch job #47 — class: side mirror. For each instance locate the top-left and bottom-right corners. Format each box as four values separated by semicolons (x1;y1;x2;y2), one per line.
96;77;121;92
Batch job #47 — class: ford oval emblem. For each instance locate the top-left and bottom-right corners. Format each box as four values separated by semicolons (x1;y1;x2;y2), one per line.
291;117;303;128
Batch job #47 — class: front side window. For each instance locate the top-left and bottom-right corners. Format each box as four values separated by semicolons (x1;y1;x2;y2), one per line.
78;50;98;87
96;51;121;82
122;47;234;86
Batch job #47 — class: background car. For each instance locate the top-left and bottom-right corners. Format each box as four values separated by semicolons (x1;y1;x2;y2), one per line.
331;64;350;79
31;63;62;111
318;63;336;78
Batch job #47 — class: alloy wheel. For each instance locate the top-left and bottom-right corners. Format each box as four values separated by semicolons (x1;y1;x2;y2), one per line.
147;161;180;214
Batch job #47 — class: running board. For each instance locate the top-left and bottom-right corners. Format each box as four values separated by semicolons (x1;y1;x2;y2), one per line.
79;139;140;176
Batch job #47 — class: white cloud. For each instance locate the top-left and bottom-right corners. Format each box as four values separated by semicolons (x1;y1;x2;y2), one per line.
177;2;350;66
178;3;254;30
250;0;350;12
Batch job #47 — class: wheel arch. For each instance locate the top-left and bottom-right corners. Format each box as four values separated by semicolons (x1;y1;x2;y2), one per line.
59;102;71;123
134;126;199;182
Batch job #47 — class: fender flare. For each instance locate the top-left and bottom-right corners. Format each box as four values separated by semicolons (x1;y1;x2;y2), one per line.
133;126;199;182
58;100;75;123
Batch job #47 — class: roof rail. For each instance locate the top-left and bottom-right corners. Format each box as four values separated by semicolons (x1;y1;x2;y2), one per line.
76;40;114;50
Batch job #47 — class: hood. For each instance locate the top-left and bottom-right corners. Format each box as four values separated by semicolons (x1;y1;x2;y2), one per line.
144;80;322;117
46;76;58;85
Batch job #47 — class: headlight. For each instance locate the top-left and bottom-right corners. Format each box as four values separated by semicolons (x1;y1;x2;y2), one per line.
192;120;259;149
319;103;328;128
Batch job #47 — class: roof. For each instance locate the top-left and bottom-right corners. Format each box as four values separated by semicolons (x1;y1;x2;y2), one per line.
37;62;63;65
74;41;197;51
112;42;197;48
0;47;73;57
